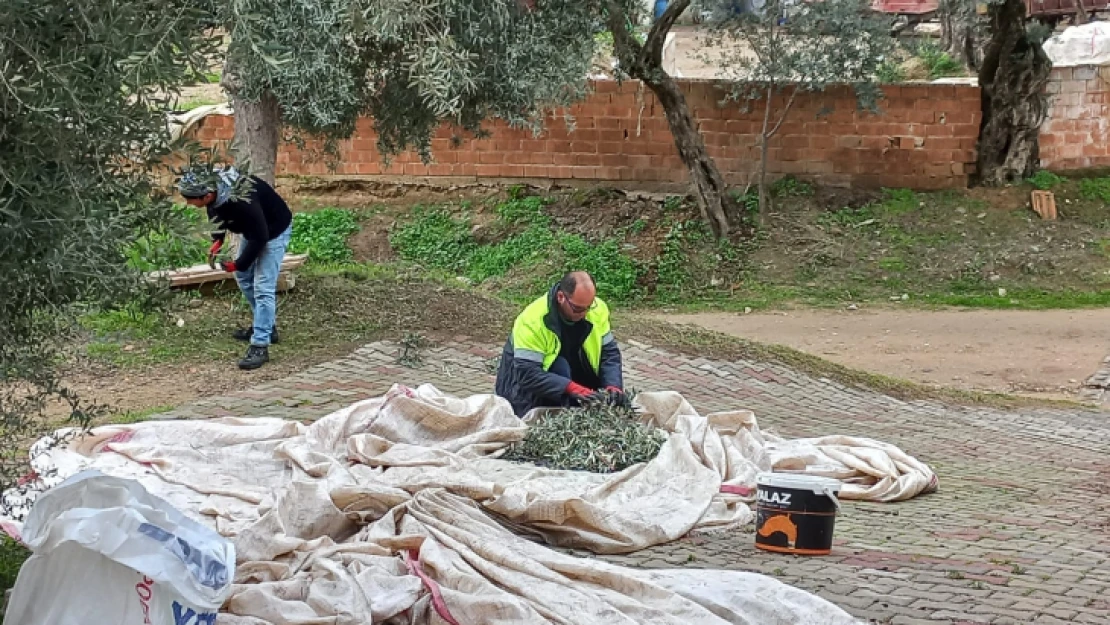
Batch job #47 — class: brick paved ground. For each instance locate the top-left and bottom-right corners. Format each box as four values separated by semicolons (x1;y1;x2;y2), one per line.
1082;354;1110;404
155;340;1110;625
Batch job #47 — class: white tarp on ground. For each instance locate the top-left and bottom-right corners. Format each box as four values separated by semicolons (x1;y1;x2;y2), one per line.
2;384;937;624
1044;22;1110;68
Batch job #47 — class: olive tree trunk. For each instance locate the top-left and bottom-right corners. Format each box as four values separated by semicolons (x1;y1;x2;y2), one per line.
220;61;281;186
940;0;983;71
606;0;737;238
642;70;734;238
976;0;1052;185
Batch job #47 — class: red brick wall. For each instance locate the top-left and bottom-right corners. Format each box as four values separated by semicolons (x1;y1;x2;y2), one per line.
1040;66;1110;171
188;79;981;190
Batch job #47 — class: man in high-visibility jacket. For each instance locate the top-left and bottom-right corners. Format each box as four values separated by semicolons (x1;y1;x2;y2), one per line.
494;271;627;416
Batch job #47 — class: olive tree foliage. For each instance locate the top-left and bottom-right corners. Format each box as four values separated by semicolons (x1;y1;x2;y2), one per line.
0;0;216;509
215;0;600;184
706;0;895;217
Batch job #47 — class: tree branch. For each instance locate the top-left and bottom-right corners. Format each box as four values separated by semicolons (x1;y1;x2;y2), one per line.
767;84;799;138
605;1;644;75
640;0;692;69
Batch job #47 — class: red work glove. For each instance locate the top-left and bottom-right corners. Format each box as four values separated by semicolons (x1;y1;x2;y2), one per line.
219;260;237;273
605;386;623;395
566;381;593;397
207;240;222;269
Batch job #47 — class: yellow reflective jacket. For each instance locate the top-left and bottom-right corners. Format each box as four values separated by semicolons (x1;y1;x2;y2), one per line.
494;285;624;415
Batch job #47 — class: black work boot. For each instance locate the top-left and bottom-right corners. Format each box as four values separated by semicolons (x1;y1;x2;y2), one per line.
232;327;280;344
238;345;269;370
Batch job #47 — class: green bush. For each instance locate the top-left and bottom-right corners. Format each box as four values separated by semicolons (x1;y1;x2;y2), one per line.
289;208;359;263
877;59;907;84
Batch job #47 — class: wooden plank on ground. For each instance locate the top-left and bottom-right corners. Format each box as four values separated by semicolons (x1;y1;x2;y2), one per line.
1031;190;1057;220
147;253;309;288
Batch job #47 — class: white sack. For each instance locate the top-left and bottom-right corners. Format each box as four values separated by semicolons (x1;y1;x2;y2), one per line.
1044;22;1110;67
3;471;234;625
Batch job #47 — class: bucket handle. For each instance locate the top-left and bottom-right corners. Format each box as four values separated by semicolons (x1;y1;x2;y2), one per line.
820;486;842;512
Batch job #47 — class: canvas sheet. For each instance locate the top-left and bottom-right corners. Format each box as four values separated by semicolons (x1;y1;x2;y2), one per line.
2;384;936;624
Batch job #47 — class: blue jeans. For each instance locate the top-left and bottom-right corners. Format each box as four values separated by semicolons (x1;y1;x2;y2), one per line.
234;225;291;347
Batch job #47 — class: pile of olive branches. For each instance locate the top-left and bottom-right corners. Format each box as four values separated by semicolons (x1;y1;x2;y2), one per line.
503;390;665;473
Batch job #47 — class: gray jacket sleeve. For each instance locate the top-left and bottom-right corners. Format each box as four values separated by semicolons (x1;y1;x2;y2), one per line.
511;354;572;403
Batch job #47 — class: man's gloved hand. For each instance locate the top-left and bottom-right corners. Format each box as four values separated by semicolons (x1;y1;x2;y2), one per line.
567;381;609;406
219;260;237;273
566;381;593;397
207;240;223;269
604;386;631;409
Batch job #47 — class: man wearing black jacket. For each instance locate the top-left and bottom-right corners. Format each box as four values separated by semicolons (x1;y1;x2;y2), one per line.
494;271;627;416
178;167;293;370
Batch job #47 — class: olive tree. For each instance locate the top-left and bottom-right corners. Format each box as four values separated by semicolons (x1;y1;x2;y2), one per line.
707;0;895;217
0;0;215;507
976;0;1052;185
603;0;741;238
216;0;600;184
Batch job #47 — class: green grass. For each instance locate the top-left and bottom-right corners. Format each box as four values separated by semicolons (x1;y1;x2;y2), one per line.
383;180;1110;312
926;289;1110;310
79;262;513;369
770;176;814;198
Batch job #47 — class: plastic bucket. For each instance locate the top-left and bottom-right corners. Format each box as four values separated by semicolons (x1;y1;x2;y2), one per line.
754;473;842;556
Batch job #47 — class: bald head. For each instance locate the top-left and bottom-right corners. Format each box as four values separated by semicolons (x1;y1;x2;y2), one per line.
556;271;597;322
559;271;595;298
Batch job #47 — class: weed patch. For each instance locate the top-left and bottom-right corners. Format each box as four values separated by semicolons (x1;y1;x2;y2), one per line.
389;207;477;273
1079;177;1110;203
289;208;360;263
914;41;964;79
1026;170;1066;190
390;197;646;302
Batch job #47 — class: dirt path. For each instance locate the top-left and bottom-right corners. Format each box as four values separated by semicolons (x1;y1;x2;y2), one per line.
659;308;1110;399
